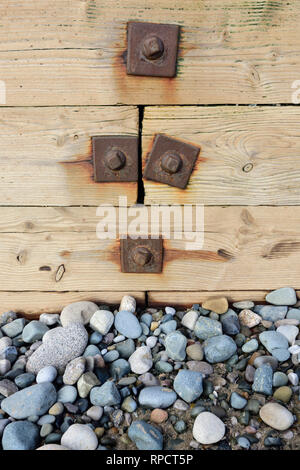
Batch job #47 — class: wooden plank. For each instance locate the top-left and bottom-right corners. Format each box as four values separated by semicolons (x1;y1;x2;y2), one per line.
0;291;145;317
143;106;300;206
1;206;300;292
0;106;138;206
0;1;300;105
148;291;300;307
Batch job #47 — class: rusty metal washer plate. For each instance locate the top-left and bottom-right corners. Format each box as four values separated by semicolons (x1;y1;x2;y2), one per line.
127;22;180;78
143;134;200;189
92;136;138;183
121;238;163;273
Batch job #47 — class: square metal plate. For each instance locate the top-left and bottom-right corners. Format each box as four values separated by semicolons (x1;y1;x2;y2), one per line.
92;136;138;183
126;22;180;78
143;134;200;189
120;238;163;273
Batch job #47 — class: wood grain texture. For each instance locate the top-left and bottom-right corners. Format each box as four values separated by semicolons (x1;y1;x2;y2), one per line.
143;106;300;206
0;106;138;206
148;291;300;307
0;0;299;105
0;291;145;317
1;206;300;292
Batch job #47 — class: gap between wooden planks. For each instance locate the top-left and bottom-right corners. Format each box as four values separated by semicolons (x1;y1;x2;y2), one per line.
0;0;299;105
0;206;300;293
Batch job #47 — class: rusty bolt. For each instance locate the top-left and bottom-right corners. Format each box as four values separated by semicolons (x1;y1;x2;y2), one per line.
105;148;126;171
142;35;164;60
132;246;153;267
161;152;182;174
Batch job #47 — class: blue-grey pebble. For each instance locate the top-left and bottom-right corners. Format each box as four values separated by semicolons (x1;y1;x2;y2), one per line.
173;370;203;403
242;339;258;353
252;364;273;395
1;318;26;338
266;287;297;306
22;321;49;343
89;331;103;344
194;317;222;340
0;346;18;363
141;323;150;336
273;371;288;387
259;331;289;360
258;306;288;323
155;361;173;373
230;392;247;409
203;335;237;363
115;339;136;359
237;436;251;449
174;420;186;433
2;421;40;450
140;314;152;327
90;381;121;407
272;348;290;362
83;344;101;357
0;311;17;327
114;311;142;339
164;331;187;361
110;359;130;380
220;309;240;336
14;372;36;389
128;420;163;450
286;308;300;321
1;382;56;419
103;350;119;363
138;386;177;409
57;385;77;404
160;320;177;335
37;414;56;425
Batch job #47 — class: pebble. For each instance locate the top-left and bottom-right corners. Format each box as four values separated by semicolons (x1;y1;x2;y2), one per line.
129;346;153;374
276;325;299;345
150;409;168;424
242;339;258;353
0;359;11;375
110;358;130;380
203;335;237;363
89;310;114;335
273;371;288;387
252;364;273;395
2;421;40;450
245;364;255;382
0;379;18;397
39;313;60;326
146;336;157;348
259;330;289;361
258;306;288;323
181;310;198;330
238;309;261;328
36;365;57;384
61;423;98;450
60;301;99;327
220;309;240;335
173;370;203;403
230;392;247;409
37;444;69;450
86;405;103;421
193;412;225;444
77;372;100;398
233;301;255;310
121;396;137;413
173;399;189;411
57;385;77;404
266;287;297;306
138;372;160;387
22;321;49;343
49;402;64;416
0;337;15;355
90;381;121;407
259;403;294;430
63;356;86;385
253;355;278;370
187;361;213;375
14;372;35;389
120;295;136;313
138;386;177;409
164;331;187;361
273;386;292;403
202;297;228;315
186;343;203;361
160;320;177;335
288;372;299;386
287;308;300;321
26;323;88;374
128;420;163;450
194;317;223;340
1;382;57;419
114;311;142;339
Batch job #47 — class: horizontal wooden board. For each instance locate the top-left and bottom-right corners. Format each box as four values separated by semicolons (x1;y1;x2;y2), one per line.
143;106;300;206
148;291;300;307
0;1;300;105
0;291;145;317
0;106;138;206
1;206;300;292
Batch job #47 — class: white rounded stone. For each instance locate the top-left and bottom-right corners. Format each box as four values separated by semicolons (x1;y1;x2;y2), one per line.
259;403;294;431
36;365;57;383
181;310;199;331
86;405;103;421
129;346;153;374
288;372;299;386
276;325;299;345
39;314;60;326
61;423;98;450
60;301;99;327
119;295;136;313
146;336;157;348
90;310;114;335
193;412;225;444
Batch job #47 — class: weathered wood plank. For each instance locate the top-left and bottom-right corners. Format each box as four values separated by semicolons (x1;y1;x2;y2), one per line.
148;291;300;307
143;106;300;206
1;206;300;291
0;291;145;317
0;1;299;105
0;106;138;206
